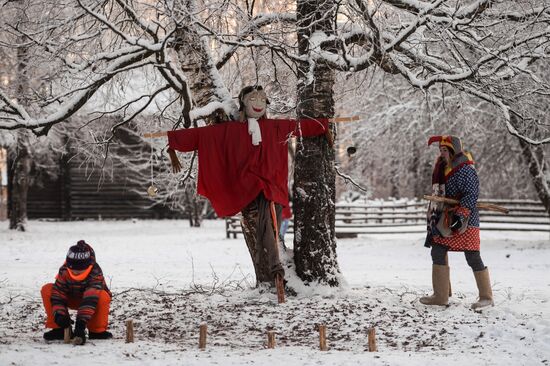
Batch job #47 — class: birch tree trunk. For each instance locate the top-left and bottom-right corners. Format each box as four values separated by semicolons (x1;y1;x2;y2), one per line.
9;1;31;231
8;132;31;231
167;0;237;229
293;0;341;286
173;0;235;124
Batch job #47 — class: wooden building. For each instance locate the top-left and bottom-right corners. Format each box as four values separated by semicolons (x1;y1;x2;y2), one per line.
1;129;181;221
23;156;178;220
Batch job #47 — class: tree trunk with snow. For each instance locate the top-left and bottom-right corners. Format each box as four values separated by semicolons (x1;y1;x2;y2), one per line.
519;141;550;213
9;3;31;231
503;114;550;213
293;0;341;286
173;0;234;125
8;132;31;231
190;198;204;227
185;188;205;227
170;1;239;227
513;114;550;213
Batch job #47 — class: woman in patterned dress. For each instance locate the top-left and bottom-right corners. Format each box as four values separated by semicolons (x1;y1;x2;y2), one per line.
420;135;494;309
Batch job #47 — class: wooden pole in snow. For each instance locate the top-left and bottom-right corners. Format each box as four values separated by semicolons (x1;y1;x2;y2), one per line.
319;324;328;351
125;320;134;343
267;331;276;349
64;327;71;344
275;274;285;304
142;131;168;138
368;327;377;352
328;116;361;123
199;323;207;350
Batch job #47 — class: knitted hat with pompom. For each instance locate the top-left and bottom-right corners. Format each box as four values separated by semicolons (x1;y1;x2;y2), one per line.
66;240;94;270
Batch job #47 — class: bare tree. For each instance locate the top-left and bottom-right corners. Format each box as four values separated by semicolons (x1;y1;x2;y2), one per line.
336;72;539;199
1;0;62;230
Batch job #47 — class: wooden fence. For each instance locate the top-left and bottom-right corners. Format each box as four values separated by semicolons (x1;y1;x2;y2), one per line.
226;199;550;239
16;127;182;221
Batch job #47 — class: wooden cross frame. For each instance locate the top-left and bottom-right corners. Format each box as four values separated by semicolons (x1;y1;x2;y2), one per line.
142;116;361;138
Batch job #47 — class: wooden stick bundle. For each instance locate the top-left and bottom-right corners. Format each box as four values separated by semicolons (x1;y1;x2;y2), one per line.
423;195;510;214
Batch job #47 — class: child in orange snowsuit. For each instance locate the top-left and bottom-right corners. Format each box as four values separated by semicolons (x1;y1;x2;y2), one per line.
41;240;112;344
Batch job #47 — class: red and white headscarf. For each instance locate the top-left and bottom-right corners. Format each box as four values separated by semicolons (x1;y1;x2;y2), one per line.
428;135;474;190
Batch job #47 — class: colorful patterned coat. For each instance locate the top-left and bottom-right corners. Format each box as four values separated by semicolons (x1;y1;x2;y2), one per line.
432;163;481;251
50;263;111;323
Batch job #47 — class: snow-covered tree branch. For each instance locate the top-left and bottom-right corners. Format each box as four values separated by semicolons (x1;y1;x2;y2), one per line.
1;0;548;144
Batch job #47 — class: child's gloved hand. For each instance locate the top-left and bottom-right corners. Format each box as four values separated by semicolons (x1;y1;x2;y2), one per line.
54;313;71;328
73;320;87;345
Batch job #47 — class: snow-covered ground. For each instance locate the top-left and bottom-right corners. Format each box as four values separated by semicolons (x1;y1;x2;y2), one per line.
0;220;549;365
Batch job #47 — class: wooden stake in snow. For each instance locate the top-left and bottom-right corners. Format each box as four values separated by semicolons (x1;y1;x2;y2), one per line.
319;324;328;351
267;331;276;349
368;327;377;352
199;323;207;350
125;320;134;343
64;327;71;344
275;274;285;304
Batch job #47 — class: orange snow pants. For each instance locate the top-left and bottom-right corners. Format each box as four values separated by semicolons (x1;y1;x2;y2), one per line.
41;283;110;332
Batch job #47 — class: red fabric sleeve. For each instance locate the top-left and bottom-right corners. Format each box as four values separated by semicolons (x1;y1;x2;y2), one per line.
278;118;328;138
282;205;292;219
296;118;329;137
167;128;201;152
